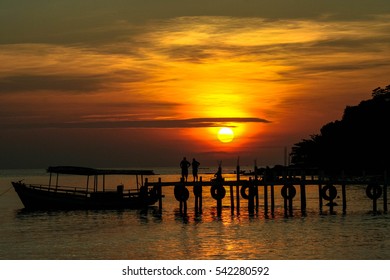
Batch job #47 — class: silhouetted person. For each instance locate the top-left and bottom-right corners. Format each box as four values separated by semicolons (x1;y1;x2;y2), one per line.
192;158;200;181
214;163;223;181
180;157;191;182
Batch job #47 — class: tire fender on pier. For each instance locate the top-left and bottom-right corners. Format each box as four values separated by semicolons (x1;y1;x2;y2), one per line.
240;182;255;200
366;183;382;200
321;184;337;201
281;184;296;200
174;185;189;202
210;183;226;200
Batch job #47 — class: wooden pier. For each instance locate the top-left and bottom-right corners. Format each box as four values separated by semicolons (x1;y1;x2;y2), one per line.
144;169;389;217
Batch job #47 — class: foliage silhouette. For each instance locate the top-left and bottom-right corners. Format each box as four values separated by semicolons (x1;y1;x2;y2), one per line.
290;84;390;175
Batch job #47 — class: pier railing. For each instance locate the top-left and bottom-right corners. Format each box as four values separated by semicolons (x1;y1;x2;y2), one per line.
144;171;388;217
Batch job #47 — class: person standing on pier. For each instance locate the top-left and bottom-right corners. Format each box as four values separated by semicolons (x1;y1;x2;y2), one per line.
180;157;191;182
214;162;223;181
192;158;200;182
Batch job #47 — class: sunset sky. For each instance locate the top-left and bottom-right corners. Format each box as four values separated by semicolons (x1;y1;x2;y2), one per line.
1;0;390;169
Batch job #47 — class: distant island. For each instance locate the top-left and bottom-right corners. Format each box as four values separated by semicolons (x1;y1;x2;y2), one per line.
289;84;390;176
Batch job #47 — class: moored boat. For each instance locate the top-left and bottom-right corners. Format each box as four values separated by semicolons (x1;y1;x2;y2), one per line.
11;166;162;210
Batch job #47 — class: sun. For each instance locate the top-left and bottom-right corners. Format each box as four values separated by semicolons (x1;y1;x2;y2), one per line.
217;127;235;143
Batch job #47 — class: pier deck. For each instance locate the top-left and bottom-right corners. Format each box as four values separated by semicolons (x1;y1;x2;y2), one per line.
144;173;388;217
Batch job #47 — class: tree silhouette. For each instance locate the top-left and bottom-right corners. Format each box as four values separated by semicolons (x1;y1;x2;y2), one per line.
290;84;390;175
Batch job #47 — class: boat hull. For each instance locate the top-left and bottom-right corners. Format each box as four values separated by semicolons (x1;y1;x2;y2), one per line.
12;182;159;210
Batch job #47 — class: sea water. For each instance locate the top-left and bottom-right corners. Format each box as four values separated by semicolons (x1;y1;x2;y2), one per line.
0;168;389;260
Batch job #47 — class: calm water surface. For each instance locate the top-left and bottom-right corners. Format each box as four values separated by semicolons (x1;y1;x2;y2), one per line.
1;168;389;260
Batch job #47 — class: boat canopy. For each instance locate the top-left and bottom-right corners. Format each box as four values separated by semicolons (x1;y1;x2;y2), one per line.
47;166;155;176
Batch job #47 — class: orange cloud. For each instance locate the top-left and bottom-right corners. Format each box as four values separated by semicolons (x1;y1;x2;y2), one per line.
1;15;390;167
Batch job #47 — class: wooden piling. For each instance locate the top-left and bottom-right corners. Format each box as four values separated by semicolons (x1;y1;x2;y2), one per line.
365;181;383;214
180;198;188;216
199;195;203;214
254;162;259;213
178;178;183;215
194;196;198;214
372;183;379;213
283;195;288;217
255;183;259;213
288;193;294;217
329;196;334;214
229;170;235;215
194;187;199;215
281;183;296;217
178;178;187;216
318;186;323;213
270;184;275;216
183;199;187;216
300;170;306;215
211;181;224;217
199;177;203;213
384;170;388;213
217;197;222;217
247;178;254;215
158;178;163;213
264;184;268;216
236;165;240;215
193;177;202;215
342;183;347;214
230;185;234;215
318;172;323;214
